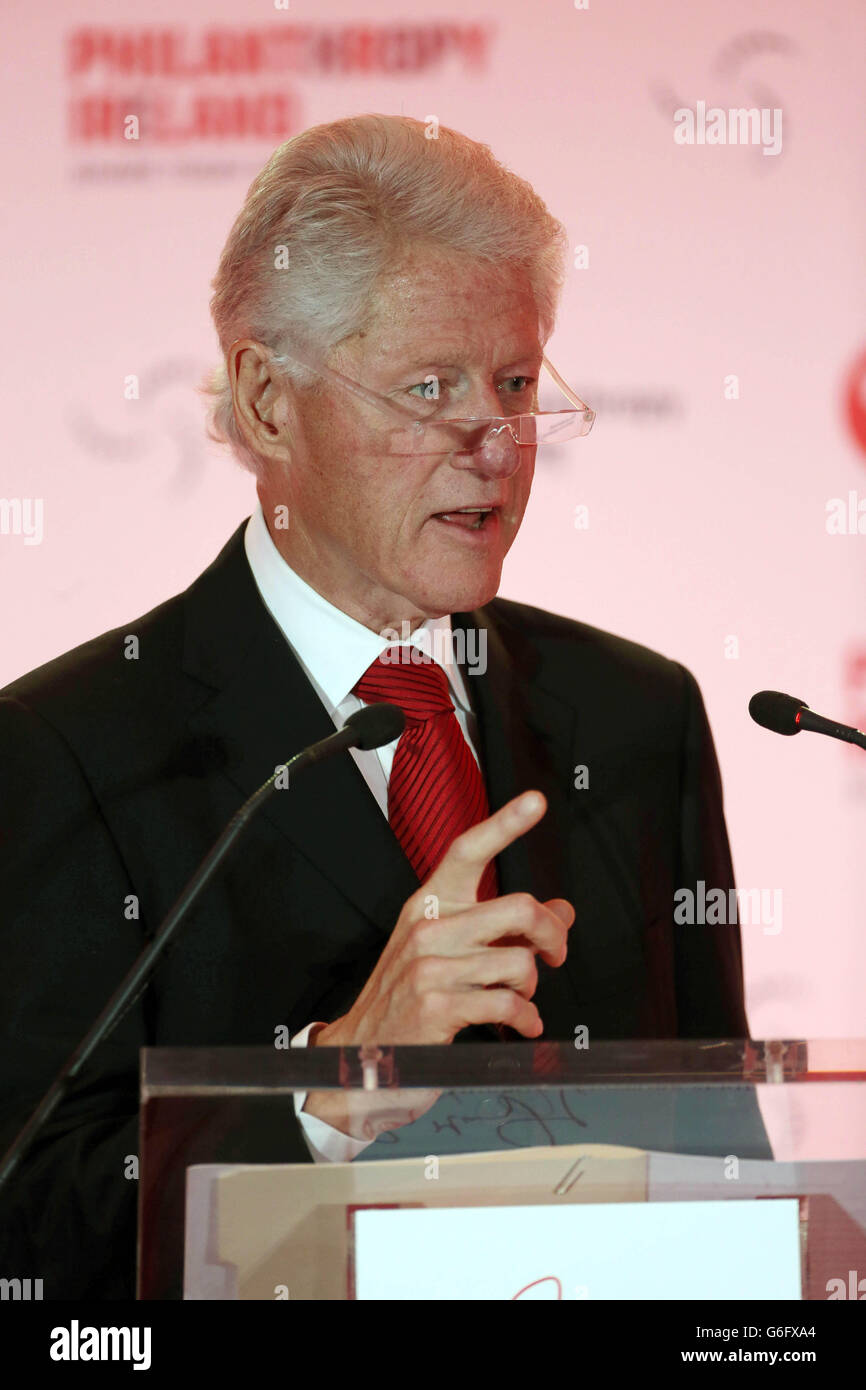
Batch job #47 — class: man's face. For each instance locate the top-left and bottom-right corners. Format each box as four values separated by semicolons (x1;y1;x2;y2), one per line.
262;244;543;631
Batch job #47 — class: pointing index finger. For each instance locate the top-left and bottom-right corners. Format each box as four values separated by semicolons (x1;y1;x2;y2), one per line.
428;791;547;903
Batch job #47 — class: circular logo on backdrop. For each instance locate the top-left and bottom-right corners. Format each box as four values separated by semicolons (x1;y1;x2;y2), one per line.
843;348;866;460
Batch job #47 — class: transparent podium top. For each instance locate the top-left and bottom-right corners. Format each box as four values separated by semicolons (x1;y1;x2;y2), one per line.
141;1039;866;1163
142;1038;866;1088
138;1040;866;1299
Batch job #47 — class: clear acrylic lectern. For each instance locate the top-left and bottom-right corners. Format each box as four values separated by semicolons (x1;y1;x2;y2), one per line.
138;1039;866;1300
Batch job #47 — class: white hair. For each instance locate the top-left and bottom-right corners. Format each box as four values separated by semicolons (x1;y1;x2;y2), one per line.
200;113;569;474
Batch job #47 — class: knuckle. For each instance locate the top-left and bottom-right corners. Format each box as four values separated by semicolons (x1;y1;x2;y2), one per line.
417;989;445;1024
407;919;434;955
400;889;428;927
516;948;538;992
511;892;539;928
448;829;475;864
503;991;525;1026
406;955;437;992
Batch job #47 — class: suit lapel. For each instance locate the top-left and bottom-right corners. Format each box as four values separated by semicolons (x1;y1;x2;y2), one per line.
453;605;583;1034
453;605;576;905
182;524;418;936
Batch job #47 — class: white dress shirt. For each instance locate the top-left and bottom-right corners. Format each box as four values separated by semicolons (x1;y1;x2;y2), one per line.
243;502;482;1163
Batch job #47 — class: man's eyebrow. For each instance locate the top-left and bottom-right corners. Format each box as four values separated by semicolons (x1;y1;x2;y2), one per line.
393;357;458;374
389;351;542;375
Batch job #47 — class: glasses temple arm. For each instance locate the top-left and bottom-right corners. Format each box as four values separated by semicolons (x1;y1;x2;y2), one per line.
267;350;422;425
541;355;592;413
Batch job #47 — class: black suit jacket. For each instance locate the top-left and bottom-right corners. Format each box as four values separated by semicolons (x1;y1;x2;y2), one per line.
0;520;749;1297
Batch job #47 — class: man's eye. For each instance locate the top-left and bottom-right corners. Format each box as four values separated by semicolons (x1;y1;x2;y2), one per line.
499;376;535;393
406;379;444;402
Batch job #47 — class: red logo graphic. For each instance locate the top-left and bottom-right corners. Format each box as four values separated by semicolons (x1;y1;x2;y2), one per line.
843;348;866;460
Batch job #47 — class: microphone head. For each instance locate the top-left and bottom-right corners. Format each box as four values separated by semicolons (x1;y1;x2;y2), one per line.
748;690;809;736
345;702;405;751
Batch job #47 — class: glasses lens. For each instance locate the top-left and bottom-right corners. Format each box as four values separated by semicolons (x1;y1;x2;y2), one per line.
386;411;590;456
537;411;588;443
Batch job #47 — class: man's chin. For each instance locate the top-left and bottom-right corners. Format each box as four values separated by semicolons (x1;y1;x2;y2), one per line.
399;532;507;617
412;574;501;618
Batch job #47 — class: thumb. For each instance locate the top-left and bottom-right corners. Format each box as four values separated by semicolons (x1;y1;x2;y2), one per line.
545;898;575;926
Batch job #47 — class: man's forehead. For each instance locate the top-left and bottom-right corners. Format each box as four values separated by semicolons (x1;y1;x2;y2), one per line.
351;251;541;370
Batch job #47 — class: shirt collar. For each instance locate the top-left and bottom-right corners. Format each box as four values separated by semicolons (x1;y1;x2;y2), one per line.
243;502;471;712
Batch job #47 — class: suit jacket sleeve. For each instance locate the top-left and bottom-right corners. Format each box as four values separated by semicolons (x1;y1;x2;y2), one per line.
0;694;312;1299
0;695;146;1297
672;665;751;1038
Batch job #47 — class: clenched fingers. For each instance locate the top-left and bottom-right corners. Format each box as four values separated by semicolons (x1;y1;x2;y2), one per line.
400;946;539;1001
408;892;574;968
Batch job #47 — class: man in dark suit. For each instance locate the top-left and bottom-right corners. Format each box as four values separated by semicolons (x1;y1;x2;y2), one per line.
0;114;753;1298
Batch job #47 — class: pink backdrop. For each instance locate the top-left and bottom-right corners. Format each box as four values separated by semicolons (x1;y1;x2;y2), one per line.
2;0;865;1063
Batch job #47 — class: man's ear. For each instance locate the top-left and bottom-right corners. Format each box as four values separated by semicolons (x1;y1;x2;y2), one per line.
228;339;295;466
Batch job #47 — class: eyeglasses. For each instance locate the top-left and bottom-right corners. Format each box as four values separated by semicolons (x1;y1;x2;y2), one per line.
263;345;595;457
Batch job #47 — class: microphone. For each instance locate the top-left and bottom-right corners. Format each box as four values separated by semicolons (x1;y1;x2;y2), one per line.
749;690;866;750
344;702;405;751
0;703;405;1191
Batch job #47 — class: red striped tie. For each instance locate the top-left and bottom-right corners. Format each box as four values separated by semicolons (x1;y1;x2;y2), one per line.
354;650;498;900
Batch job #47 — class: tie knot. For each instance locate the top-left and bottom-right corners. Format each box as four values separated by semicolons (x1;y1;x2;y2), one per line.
354;649;453;722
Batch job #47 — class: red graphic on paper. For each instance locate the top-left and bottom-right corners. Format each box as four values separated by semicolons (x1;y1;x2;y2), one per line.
512;1275;563;1300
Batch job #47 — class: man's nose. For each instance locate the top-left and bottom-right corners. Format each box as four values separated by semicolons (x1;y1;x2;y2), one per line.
478;422;522;475
451;420;523;479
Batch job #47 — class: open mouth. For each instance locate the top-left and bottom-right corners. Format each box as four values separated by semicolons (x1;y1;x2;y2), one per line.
432;506;497;532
